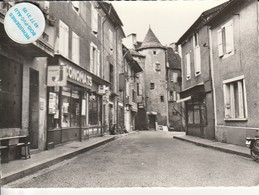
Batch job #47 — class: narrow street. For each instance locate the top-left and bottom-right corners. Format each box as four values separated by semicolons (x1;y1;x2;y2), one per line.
4;131;259;188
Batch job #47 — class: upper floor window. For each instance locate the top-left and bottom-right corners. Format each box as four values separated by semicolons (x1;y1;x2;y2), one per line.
185;53;191;80
171;72;178;83
150;83;155;90
160;96;164;102
193;32;201;76
59;20;69;58
153;51;156;55
223;76;247;120
72;32;80;64
217;20;234;57
155;62;160;71
90;43;100;76
91;5;98;35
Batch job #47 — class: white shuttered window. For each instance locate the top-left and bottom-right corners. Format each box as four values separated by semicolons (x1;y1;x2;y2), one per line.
72;32;80;64
91;5;98;34
217;20;234;57
59;20;69;58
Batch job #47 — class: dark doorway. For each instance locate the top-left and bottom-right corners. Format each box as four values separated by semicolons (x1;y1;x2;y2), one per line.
148;115;156;130
29;68;39;149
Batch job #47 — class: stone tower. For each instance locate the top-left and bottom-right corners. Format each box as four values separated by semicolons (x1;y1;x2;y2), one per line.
136;27;168;129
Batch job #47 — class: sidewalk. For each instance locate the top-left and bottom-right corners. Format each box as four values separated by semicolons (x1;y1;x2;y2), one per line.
1;134;122;186
173;133;250;158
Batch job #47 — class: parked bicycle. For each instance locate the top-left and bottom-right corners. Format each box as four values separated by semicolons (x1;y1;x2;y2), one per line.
246;131;259;161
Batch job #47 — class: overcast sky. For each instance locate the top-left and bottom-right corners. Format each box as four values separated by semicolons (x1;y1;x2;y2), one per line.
111;0;229;45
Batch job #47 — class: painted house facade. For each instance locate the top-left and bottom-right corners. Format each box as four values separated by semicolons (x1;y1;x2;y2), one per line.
177;3;228;140
208;0;259;146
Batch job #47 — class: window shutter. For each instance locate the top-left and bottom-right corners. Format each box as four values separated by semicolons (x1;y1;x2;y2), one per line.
59;21;69;58
72;32;80;64
217;29;223;57
225;21;234;54
91;5;98;34
97;50;100;76
195;46;201;75
90;45;93;73
186;53;191;79
109;29;113;51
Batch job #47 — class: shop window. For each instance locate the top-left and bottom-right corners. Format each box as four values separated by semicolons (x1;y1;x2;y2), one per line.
217;20;234;57
187;100;207;125
0;56;22;128
88;94;101;125
59;20;69;58
81;92;88;127
72;31;80;64
223;76;247;120
61;85;80;127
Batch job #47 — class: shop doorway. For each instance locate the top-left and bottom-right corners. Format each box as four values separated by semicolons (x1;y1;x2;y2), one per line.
148;115;156;130
29;68;39;149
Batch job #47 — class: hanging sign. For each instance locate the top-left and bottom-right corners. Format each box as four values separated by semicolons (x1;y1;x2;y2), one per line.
4;2;46;44
47;66;67;87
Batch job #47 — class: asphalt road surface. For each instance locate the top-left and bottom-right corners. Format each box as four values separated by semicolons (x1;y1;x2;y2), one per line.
5;131;259;187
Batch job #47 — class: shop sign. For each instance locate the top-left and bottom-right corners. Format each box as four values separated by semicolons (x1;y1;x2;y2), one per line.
66;64;92;88
47;66;67;86
98;85;108;94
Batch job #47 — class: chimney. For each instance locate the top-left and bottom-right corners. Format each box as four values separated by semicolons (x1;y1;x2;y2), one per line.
123;33;137;49
169;42;178;53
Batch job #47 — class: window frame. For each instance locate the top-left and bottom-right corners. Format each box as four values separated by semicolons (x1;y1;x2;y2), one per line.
223;75;248;121
90;42;100;76
217;20;234;58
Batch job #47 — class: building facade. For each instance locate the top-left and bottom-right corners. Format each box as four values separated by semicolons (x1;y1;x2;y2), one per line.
0;1;125;163
166;44;182;131
0;1;55;161
122;45;143;132
177;3;228;140
208;0;259;146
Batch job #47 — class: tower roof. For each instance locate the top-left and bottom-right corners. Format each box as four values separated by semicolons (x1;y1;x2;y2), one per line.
137;27;166;50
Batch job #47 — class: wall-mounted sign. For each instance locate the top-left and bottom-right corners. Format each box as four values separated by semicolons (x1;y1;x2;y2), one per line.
47;66;67;86
66;64;92;88
4;2;46;44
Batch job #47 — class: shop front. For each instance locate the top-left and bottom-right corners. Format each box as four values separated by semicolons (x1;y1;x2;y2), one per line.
47;56;108;148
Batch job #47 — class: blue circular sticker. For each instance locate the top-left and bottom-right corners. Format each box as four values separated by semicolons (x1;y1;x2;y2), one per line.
4;2;46;44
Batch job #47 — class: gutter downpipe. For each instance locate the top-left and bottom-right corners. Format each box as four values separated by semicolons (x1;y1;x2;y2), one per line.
208;26;217;139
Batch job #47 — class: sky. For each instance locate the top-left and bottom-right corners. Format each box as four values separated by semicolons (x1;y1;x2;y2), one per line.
111;0;229;45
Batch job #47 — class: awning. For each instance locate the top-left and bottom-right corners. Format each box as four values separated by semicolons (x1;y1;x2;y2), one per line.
176;96;191;103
